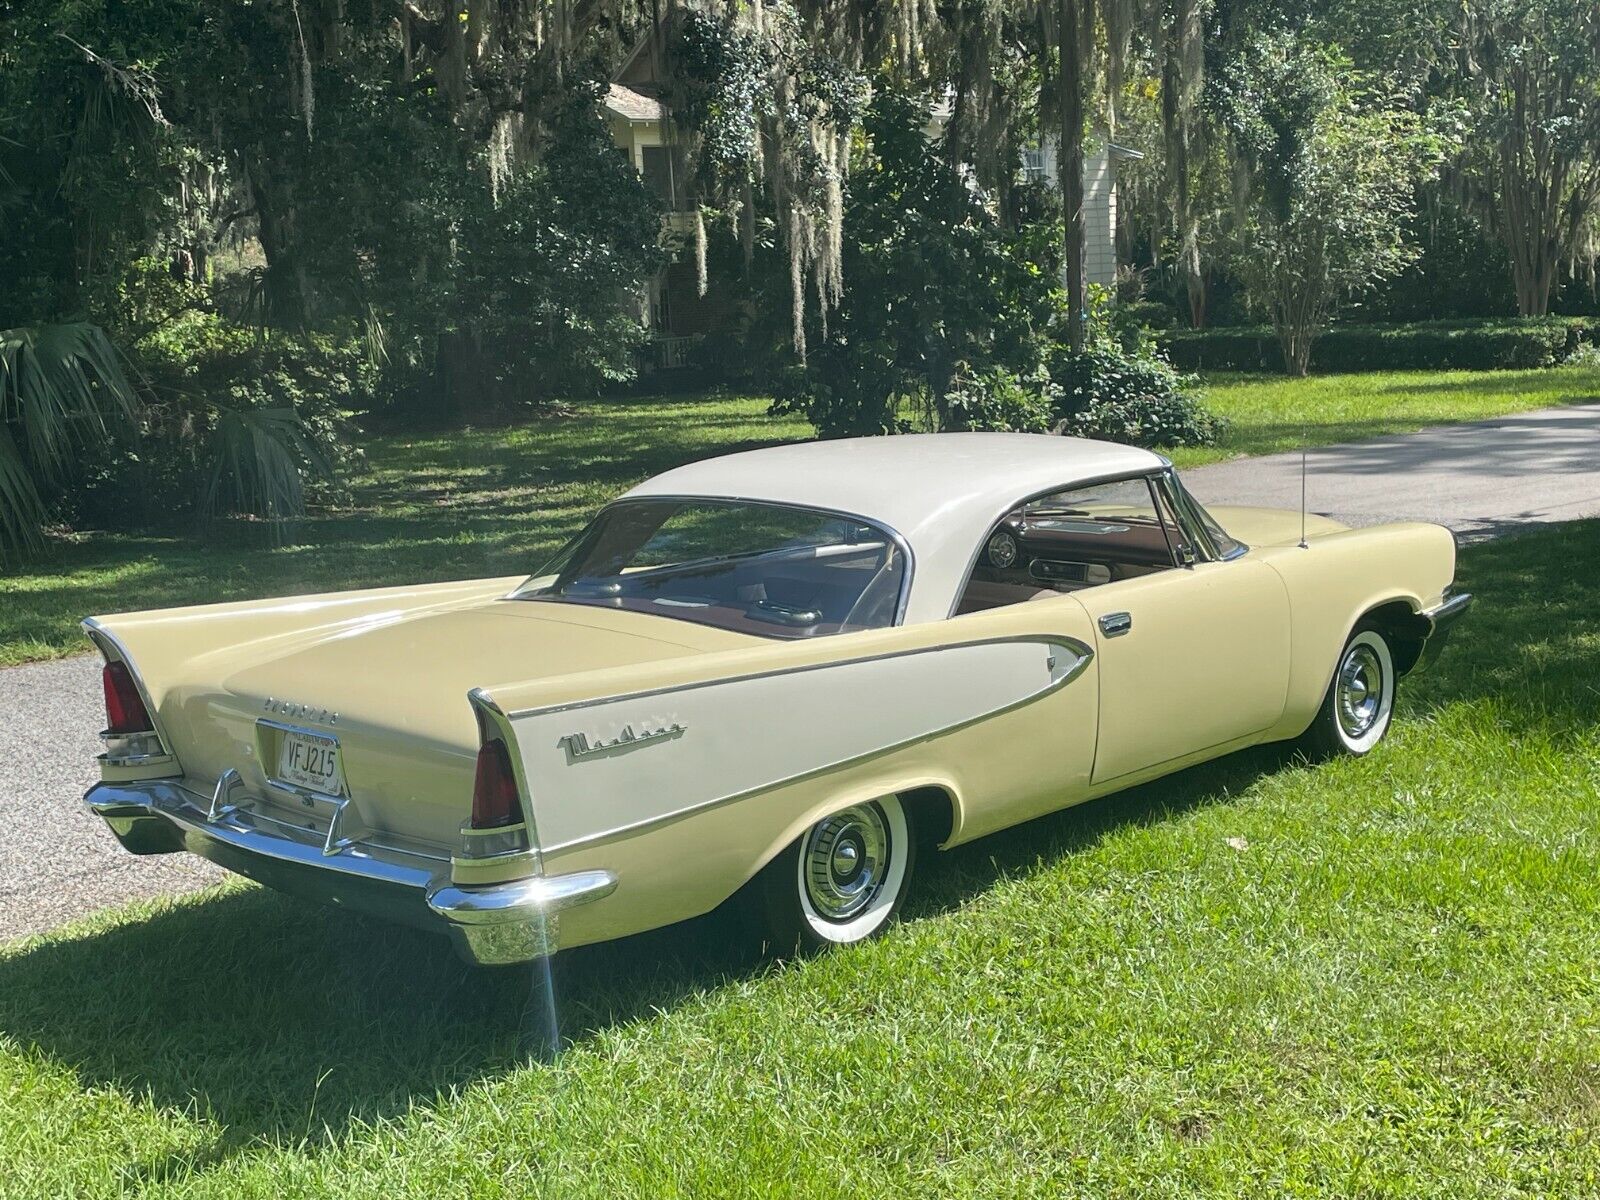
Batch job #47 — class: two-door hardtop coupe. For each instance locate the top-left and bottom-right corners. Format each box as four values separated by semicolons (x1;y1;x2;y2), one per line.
85;434;1470;964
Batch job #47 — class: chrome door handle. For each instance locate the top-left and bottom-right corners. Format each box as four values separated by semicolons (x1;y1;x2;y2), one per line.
1099;611;1133;637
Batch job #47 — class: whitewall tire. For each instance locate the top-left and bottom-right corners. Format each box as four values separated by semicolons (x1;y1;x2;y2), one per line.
757;796;916;954
1300;626;1397;758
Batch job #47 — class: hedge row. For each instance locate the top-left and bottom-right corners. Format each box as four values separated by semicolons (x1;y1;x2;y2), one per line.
1159;317;1600;373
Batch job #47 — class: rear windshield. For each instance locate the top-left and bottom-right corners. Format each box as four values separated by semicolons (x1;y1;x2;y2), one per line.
512;499;908;638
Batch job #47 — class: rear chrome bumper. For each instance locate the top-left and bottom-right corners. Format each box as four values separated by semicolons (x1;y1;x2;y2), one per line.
84;780;615;966
1417;591;1473;671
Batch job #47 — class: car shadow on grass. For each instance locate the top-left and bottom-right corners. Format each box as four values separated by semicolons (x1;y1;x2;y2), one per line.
0;741;1290;1185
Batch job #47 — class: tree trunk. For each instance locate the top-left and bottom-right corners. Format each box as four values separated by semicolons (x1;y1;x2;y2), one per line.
1500;136;1561;317
246;160;313;327
436;328;495;417
1161;0;1207;329
1052;0;1090;353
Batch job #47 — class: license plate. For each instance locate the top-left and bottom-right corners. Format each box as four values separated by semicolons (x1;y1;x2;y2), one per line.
276;729;344;795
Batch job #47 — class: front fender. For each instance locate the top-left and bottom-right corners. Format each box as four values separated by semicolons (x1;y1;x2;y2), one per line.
1257;521;1459;740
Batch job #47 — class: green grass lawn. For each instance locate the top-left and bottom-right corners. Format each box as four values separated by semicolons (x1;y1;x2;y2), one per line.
1;363;1596;667
2;520;1597;1197
1171;363;1600;467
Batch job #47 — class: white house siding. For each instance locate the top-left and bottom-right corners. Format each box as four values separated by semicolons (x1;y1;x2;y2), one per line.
1082;144;1117;288
1027;134;1137;290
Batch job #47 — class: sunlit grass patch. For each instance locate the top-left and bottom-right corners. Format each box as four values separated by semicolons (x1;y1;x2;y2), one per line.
1;521;1598;1197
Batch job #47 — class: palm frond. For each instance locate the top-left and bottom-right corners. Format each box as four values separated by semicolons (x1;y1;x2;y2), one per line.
0;322;138;560
0;423;47;557
203;403;335;521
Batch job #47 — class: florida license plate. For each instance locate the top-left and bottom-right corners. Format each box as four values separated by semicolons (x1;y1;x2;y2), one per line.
276;729;344;795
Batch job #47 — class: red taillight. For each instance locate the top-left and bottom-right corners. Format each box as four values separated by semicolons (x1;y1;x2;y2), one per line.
102;661;154;734
471;738;523;829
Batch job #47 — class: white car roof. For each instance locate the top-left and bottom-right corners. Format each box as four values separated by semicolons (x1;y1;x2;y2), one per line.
621;433;1168;624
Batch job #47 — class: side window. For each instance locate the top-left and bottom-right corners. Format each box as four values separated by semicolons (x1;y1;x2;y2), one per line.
954;476;1182;616
1168;475;1246;560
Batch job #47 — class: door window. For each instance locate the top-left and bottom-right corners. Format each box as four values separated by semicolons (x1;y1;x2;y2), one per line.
955;475;1182;616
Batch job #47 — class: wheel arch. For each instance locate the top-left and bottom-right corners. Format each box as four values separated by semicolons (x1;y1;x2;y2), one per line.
1351;596;1433;678
739;774;966;895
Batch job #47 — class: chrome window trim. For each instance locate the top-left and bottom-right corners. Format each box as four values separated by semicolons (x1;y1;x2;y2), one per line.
1152;471;1206;563
947;467;1183;618
505;493;917;632
1142;473;1187;565
1163;469;1249;562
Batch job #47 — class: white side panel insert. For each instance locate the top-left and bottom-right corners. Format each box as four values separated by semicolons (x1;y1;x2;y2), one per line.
506;636;1090;853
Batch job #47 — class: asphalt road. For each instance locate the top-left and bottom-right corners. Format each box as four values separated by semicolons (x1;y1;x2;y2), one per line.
1183;401;1600;542
0;656;225;942
2;401;1597;943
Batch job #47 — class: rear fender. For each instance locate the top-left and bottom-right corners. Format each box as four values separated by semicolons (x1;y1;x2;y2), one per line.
489;616;1098;948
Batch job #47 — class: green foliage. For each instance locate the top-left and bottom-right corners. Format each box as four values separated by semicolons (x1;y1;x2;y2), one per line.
1358;200;1519;322
440;92;665;404
1213;34;1445;374
672;11;778;170
289;72;663;409
775;89;1059;437
1050;338;1224;449
71;317;367;530
1449;0;1600;315
1162;317;1600;373
943;365;1058;433
0;323;138;558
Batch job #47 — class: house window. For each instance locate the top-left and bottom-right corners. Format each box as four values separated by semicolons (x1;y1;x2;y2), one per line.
641;145;675;207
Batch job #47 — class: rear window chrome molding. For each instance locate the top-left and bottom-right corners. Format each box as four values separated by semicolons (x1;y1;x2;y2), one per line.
505;493;918;634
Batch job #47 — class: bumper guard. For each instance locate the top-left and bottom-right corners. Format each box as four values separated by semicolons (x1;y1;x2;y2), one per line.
1416;591;1473;671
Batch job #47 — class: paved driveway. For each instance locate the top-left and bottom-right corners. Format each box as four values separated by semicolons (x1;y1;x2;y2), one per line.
0;656;224;942
1184;401;1600;542
3;401;1598;943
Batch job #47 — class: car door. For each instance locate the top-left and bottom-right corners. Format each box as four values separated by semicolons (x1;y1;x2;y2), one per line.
1073;474;1291;783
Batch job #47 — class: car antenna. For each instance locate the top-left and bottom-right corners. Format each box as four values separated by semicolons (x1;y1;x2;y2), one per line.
1298;424;1309;549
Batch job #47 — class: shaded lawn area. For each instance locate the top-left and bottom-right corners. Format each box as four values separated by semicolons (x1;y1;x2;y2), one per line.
0;394;811;666
1;363;1596;666
2;521;1597;1198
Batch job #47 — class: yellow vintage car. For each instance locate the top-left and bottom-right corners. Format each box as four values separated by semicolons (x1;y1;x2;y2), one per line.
84;434;1470;965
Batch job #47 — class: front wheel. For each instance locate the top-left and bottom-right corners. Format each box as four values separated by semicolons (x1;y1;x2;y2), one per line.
755;796;916;955
1298;625;1396;759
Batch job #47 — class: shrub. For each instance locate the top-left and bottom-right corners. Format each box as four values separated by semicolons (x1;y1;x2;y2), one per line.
774;88;1060;438
1160;317;1600;373
70;315;368;529
1048;340;1224;449
943;365;1057;433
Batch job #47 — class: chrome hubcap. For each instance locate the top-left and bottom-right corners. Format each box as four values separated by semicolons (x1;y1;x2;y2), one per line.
1337;644;1384;738
802;803;890;922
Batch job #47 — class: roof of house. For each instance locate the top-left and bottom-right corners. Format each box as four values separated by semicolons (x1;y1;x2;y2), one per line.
604;83;666;123
621;433;1169;623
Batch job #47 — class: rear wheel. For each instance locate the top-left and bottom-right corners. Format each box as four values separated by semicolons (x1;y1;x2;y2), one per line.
1299;625;1396;759
756;795;916;954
